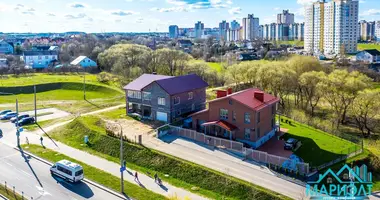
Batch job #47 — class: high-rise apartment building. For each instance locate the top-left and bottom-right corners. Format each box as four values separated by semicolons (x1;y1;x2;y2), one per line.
230;20;240;30
195;21;204;38
277;10;295;25
169;25;179;39
305;0;358;55
242;14;260;41
359;20;376;41
219;20;229;41
376;21;380;42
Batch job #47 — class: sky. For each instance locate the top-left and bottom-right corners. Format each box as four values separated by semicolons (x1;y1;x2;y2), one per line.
0;0;379;33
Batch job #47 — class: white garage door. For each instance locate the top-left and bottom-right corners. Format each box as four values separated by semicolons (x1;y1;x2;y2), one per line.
156;112;168;122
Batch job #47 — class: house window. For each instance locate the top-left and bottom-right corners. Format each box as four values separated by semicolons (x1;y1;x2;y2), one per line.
173;97;180;105
257;128;261;139
127;91;141;99
327;177;333;184
220;109;228;120
177;109;181;115
143;92;151;100
45;56;48;59
229;100;233;105
232;111;236;121
272;105;275;114
343;173;349;180
38;56;42;60
257;112;261;123
191;104;195;111
272;118;275;128
244;113;251;124
244;128;250;139
158;97;166;106
188;92;193;100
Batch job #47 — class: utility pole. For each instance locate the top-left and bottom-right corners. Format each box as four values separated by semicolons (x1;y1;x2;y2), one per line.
83;73;86;100
119;123;124;193
16;99;19;147
34;85;37;123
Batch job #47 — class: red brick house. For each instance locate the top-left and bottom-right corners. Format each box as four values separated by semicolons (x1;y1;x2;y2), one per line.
190;88;279;149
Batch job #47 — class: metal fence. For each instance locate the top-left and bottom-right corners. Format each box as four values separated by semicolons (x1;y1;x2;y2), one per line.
163;125;310;175
0;181;34;200
317;146;363;170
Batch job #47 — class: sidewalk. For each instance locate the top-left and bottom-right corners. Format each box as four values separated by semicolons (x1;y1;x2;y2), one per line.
20;134;205;200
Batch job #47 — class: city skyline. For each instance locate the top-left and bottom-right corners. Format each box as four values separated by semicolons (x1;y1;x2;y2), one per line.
0;0;379;33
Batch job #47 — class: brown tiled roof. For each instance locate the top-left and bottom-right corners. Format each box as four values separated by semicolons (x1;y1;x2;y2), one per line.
202;120;238;131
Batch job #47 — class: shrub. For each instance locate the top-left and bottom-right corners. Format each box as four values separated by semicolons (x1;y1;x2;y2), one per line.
97;72;112;83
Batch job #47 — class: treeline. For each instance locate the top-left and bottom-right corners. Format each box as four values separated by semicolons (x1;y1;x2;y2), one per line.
97;44;226;87
225;56;380;137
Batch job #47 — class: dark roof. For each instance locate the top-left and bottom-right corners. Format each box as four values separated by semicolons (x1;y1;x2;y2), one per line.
363;49;380;56
177;40;193;45
23;50;59;56
123;74;172;91
155;74;208;95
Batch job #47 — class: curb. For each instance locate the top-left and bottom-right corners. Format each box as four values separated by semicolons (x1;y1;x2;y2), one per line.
0;194;8;200
14;147;129;200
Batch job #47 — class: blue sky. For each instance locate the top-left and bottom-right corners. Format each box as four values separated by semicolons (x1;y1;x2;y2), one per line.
0;0;379;33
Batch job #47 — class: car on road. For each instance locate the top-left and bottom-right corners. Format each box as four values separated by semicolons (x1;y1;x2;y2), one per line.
0;129;2;137
10;114;30;123
0;110;12;116
0;112;17;120
284;138;299;150
50;160;84;183
17;117;35;126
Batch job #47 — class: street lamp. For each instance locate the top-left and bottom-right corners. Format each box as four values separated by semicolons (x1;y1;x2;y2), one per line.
109;122;125;193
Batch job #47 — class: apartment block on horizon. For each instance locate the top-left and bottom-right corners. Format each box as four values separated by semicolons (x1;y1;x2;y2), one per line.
242;14;260;41
305;0;359;55
190;88;279;149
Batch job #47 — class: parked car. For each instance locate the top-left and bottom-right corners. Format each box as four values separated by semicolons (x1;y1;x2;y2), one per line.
17;117;35;126
0;110;12;116
0;129;2;137
284;138;299;150
10;114;30;123
0;112;17;120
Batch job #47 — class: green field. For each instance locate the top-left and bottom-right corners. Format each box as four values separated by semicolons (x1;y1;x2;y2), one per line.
0;74;124;114
95;107;132;120
22;144;167;200
207;62;224;72
280;116;359;167
358;43;380;51
49;116;288;200
274;40;304;47
0;183;24;200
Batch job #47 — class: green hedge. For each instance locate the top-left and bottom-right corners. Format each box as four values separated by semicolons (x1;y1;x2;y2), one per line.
57;116;284;200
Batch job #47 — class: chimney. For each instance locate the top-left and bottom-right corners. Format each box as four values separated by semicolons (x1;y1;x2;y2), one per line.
216;90;228;98
227;88;233;95
254;91;264;102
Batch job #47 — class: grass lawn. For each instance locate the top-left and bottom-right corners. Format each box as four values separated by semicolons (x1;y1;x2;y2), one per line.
23;116;73;131
49;116;288;200
95;107;132;120
280;116;359;167
274;40;304;46
0;73;124;114
0;183;24;200
21;144;167;200
358;43;380;51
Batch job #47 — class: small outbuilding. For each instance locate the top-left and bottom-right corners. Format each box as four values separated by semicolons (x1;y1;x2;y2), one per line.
70;56;97;68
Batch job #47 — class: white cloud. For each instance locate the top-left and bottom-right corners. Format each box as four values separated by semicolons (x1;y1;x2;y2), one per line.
47;12;56;16
361;9;380;16
110;10;138;16
297;0;314;5
65;13;86;19
228;7;241;15
274;7;280;11
151;6;188;12
68;2;87;8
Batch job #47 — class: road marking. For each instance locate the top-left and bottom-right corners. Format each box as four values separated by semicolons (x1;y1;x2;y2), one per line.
0;153;18;160
19;169;33;177
3;161;12;167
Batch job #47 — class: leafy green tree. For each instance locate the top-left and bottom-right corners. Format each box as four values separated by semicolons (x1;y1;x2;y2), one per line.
317;70;372;127
299;71;326;116
349;89;380;137
156;48;190;76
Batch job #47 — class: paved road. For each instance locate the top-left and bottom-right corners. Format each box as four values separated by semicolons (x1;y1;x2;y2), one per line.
0;144;122;200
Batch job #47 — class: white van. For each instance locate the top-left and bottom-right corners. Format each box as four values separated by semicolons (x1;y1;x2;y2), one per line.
50;160;84;183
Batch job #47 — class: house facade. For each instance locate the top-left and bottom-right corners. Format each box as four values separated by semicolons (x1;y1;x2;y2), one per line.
70;56;97;68
190;88;279;149
23;50;59;69
124;74;208;123
0;58;8;68
356;49;380;64
0;40;14;54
